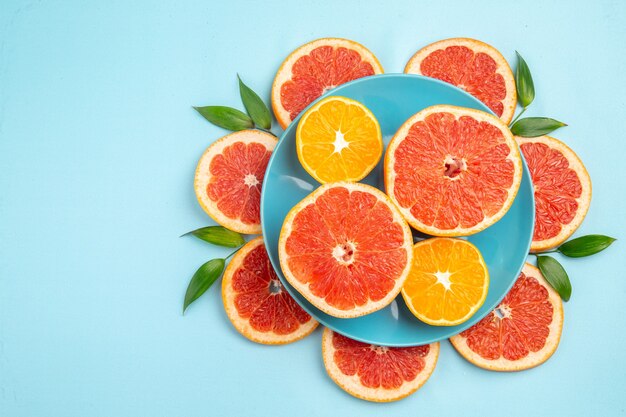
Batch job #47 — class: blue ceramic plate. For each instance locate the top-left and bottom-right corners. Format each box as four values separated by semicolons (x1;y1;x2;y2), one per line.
261;74;534;346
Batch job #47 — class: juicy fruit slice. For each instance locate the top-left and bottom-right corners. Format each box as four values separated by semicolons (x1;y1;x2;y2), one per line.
322;328;439;402
194;130;277;234
402;238;489;326
222;237;318;344
517;135;592;252
279;182;413;318
271;38;384;129
450;263;563;371
296;96;382;183
385;105;523;236
405;38;516;124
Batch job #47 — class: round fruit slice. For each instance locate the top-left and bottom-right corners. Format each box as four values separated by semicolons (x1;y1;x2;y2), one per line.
450;263;563;371
322;328;439;402
279;182;413;318
517;135;592;252
405;38;516;124
222;237;318;344
296;96;382;183
385;105;523;236
402;238;489;326
194;130;277;234
272;38;384;129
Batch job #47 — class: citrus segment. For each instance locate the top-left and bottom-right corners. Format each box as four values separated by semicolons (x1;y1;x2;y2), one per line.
405;38;516;124
322;328;439;402
401;238;489;326
450;263;563;371
296;96;382;183
272;38;383;129
222;237;318;344
385;105;522;236
279;182;413;318
194;130;277;234
517;135;592;252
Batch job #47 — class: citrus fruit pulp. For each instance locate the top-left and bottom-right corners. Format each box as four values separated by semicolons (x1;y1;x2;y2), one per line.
296;96;382;183
272;38;384;129
322;328;439;402
194;130;277;234
450;262;563;371
278;182;413;318
222;237;318;344
404;38;516;124
402;238;489;326
385;104;523;236
517;135;592;252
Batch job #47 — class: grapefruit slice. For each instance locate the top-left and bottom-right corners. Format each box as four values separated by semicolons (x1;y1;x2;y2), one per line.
517;135;592;252
272;38;383;129
385;105;523;236
222;237;318;344
405;38;516;124
450;263;563;371
194;130;277;234
278;182;413;318
402;238;489;326
322;328;439;402
296;96;382;183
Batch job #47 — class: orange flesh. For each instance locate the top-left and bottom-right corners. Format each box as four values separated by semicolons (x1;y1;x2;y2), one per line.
331;332;430;389
392;112;515;231
284;186;408;311
232;243;313;334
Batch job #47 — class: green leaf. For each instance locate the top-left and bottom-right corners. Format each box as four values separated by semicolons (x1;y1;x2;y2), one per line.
183;258;226;313
537;255;572;301
181;226;245;248
558;235;616;258
238;75;272;129
515;52;535;108
194;106;254;131
510;117;567;137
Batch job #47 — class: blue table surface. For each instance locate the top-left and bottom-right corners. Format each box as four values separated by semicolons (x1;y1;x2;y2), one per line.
1;1;625;416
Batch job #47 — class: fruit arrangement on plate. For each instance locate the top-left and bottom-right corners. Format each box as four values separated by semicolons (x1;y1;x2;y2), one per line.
183;37;614;402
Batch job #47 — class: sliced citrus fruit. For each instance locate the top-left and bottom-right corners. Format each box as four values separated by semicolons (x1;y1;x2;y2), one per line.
450;262;563;371
385;104;522;236
278;182;413;318
322;328;439;402
517;135;592;252
405;38;516;124
194;130;277;234
272;38;384;129
402;238;489;326
222;237;318;344
296;96;382;183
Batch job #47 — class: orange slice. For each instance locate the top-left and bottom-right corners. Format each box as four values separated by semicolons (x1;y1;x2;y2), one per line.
385;105;523;236
194;130;277;234
272;38;384;129
278;182;413;318
322;328;439;402
405;38;516;124
517;135;592;252
296;96;382;183
222;237;318;344
450;263;563;371
401;238;489;326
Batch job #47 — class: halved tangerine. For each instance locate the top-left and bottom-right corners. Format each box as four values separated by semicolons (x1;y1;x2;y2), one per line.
450;263;563;371
194;130;277;234
322;328;439;402
271;38;383;129
278;182;413;318
385;105;523;236
222;237;318;344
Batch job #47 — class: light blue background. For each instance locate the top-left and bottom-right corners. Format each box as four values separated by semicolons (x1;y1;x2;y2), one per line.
1;0;624;416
